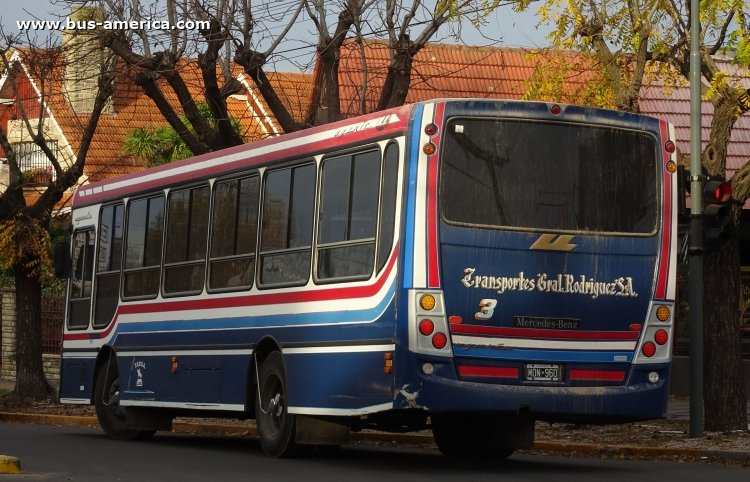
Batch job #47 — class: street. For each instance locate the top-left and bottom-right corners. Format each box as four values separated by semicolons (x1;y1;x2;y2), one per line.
1;422;749;481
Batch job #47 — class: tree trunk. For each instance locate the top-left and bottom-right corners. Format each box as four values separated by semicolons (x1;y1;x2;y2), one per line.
702;232;747;431
698;91;748;432
12;268;54;401
377;39;416;111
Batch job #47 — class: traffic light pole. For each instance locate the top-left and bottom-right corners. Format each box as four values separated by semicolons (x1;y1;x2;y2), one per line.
688;0;704;438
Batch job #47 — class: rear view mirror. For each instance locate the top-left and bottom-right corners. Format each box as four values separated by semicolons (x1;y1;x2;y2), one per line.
54;241;71;278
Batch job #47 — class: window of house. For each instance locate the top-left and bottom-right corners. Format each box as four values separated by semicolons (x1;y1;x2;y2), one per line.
259;163;316;287
209;175;259;291
123;195;165;298
14;140;58;183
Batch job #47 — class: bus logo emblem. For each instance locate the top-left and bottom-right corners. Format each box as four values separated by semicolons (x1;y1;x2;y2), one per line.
134;361;146;388
530;234;577;252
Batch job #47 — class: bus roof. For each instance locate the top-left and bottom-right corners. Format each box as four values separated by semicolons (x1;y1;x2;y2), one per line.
72;98;664;208
72;103;414;207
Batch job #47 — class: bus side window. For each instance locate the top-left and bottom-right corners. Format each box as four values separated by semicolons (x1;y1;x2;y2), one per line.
259;163;315;287
68;229;94;329
316;149;380;281
93;203;124;328
164;185;210;295
208;175;259;291
123;195;165;299
377;143;399;272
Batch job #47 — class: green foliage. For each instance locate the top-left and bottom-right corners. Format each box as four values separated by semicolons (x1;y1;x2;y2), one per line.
522;51;616;108
736;36;750;67
123;103;242;167
0;269;13;288
517;0;750;114
0;214;53;280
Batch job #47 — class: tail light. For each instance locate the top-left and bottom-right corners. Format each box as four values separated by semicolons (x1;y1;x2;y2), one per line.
409;290;452;356
633;303;674;364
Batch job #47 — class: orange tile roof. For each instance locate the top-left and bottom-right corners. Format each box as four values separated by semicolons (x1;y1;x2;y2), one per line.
339;40;750;177
337;40;601;115
8;49;312;186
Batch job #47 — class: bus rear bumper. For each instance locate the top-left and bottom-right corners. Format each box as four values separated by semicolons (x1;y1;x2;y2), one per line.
407;363;671;424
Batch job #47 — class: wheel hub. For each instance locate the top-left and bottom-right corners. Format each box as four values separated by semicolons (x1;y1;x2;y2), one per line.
268;393;283;417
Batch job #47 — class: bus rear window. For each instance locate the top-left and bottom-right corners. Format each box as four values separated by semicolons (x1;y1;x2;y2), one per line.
441;118;658;234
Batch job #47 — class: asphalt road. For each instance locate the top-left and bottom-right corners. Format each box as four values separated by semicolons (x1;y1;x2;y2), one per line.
1;422;749;481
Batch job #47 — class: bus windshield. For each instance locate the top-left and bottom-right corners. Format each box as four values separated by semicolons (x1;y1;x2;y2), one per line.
441;117;659;235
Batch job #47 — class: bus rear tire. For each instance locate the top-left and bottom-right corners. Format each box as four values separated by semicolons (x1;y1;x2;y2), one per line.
431;413;516;459
94;358;155;441
255;352;310;457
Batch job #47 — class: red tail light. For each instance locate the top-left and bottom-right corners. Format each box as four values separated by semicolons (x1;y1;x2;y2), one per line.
419;319;435;336
654;329;669;346
642;341;657;357
432;332;447;349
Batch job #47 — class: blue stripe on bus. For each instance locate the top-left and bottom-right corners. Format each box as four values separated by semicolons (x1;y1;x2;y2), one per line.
112;283;397;336
402;104;424;289
453;346;634;363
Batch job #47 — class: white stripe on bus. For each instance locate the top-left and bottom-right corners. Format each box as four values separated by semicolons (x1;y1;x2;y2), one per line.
451;335;637;351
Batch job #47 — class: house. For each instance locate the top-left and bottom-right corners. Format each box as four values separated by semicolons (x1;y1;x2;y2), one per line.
0;36;310;207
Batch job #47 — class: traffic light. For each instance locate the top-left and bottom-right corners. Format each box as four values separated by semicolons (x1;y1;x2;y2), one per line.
702;177;733;252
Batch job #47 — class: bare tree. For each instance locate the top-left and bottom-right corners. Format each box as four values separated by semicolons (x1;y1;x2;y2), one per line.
87;0;503;140
0;17;116;401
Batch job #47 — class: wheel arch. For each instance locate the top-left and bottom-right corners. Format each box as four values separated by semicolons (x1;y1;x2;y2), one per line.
246;336;283;414
91;345;117;404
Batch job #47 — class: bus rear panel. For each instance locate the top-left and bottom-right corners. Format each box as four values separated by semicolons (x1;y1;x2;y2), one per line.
397;100;675;424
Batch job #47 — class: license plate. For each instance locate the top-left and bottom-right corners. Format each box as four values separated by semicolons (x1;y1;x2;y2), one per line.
525;364;562;382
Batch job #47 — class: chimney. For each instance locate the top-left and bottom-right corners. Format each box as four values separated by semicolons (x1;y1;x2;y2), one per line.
61;5;113;114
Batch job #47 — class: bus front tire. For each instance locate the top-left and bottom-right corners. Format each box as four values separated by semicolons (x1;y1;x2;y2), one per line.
94;359;155;441
255;352;310;457
431;413;516;459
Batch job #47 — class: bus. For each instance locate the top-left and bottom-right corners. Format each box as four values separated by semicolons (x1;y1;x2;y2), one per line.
58;99;677;458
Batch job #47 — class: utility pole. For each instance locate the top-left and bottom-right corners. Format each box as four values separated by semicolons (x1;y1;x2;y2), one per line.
688;0;704;438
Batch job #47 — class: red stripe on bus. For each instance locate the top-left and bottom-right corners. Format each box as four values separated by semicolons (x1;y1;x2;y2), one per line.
655;120;672;299
568;369;625;382
426;102;445;288
457;365;519;379
450;324;639;340
63;245;400;341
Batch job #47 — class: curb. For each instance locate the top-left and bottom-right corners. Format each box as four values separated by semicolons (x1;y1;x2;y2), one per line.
0;455;20;474
2;412;749;463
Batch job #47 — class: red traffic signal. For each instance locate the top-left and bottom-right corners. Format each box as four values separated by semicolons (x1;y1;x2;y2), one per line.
702;178;733;252
705;180;732;203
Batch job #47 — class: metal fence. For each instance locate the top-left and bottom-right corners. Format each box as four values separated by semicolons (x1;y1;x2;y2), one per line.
14;140;59;182
42;296;64;355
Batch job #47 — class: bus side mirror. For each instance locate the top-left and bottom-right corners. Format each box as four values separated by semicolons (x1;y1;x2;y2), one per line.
54;242;71;279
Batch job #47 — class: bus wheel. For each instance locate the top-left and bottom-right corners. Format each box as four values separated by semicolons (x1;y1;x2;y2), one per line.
94;359;154;441
255;352;309;457
431;413;515;459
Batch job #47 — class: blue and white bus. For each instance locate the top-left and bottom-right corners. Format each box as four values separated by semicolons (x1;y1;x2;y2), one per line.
59;99;677;457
